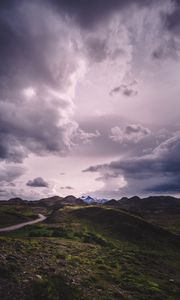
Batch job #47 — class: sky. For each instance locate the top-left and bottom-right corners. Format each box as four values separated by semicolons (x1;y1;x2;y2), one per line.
0;0;180;200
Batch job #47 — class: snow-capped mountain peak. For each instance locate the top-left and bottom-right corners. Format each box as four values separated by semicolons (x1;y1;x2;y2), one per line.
80;195;108;204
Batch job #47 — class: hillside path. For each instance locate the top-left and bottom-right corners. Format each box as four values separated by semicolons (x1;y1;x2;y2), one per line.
0;214;46;232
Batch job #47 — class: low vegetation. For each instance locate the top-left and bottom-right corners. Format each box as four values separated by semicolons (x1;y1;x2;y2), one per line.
0;202;180;300
0;205;37;228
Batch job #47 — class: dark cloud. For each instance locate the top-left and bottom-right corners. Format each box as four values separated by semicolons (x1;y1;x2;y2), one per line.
0;165;26;183
0;0;176;165
0;189;6;194
51;0;157;28
83;164;106;173
0;1;73;161
150;1;180;60
152;48;165;60
84;133;180;195
110;82;138;97
86;37;107;62
26;177;49;187
145;176;180;193
0;0;99;163
60;186;74;190
0;0;179;201
163;0;180;35
0;92;77;162
152;35;180;60
109;134;180;179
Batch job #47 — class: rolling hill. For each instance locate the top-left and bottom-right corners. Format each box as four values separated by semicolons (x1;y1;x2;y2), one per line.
0;196;180;300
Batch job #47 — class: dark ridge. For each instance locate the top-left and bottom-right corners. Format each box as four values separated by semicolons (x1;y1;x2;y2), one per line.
38;195;85;208
117;195;180;213
72;206;180;247
8;198;26;205
62;195;85;205
104;199;118;206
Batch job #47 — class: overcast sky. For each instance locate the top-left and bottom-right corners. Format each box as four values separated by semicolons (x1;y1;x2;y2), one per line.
0;0;180;200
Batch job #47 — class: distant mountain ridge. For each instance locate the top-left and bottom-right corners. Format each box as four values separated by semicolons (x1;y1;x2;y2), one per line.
105;195;180;213
1;195;180;213
39;195;84;206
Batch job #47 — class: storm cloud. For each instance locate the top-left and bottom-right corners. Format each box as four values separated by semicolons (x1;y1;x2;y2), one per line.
163;0;180;35
84;133;180;196
51;0;161;28
0;165;26;183
0;0;180;199
0;0;98;163
26;177;49;187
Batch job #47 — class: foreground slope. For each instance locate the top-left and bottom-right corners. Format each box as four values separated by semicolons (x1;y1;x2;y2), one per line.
0;204;180;300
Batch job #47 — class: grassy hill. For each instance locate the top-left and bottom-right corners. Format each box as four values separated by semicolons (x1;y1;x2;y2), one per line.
71;206;180;246
0;201;180;300
106;196;180;235
0;204;38;228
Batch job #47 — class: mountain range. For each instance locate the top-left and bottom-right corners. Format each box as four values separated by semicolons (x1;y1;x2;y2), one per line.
2;194;180;213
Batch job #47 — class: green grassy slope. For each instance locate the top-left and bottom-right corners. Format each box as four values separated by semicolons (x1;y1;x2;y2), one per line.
0;205;38;228
71;206;180;245
0;205;180;300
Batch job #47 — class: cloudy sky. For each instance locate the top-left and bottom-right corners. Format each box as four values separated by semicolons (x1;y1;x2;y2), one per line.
0;0;180;200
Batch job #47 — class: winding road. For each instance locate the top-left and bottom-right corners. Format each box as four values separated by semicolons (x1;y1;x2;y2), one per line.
0;214;47;232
